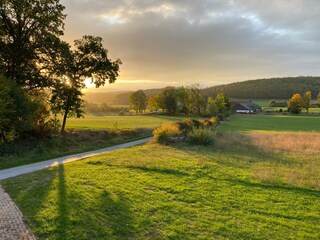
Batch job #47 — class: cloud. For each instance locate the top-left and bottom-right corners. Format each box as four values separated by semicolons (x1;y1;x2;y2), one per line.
61;0;320;90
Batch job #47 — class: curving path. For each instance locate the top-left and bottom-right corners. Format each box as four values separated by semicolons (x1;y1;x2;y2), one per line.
0;137;152;239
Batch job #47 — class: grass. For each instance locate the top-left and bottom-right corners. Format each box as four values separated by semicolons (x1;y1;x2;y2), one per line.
0;129;151;170
2;133;319;239
219;114;320;132
65;114;198;130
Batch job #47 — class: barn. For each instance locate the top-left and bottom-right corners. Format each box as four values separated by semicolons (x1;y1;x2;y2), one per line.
234;102;261;113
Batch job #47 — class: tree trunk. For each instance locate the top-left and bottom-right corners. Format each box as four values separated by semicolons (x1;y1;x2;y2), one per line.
61;104;70;133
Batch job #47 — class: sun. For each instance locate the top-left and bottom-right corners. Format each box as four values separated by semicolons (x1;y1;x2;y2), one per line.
84;78;94;88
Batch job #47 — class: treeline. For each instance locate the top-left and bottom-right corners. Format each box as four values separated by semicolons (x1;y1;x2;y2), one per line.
85;77;320;105
84;101;129;115
204;77;320;99
129;86;231;118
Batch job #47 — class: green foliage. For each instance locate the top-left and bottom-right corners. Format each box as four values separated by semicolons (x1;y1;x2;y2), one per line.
215;92;230;114
51;36;121;132
204;77;320;99
288;93;303;114
129;90;147;113
206;96;218;115
187;84;207;115
0;0;65;89
0;75;53;142
269;100;288;107
153;124;181;143
302;91;312;113
188;127;215;146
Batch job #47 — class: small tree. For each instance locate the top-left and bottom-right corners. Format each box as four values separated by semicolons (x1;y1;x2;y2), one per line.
215;93;230;113
157;87;177;115
129;90;147;114
288;93;303;114
51;36;121;132
188;84;206;116
147;95;159;112
207;96;218;116
302;91;312;113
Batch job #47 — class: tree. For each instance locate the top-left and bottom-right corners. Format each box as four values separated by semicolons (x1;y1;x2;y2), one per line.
147;95;159;112
302;91;312;113
51;36;121;132
188;84;206;116
206;96;218;116
288;93;303;114
129;90;147;114
317;92;320;106
0;0;65;90
215;93;230;113
175;87;190;114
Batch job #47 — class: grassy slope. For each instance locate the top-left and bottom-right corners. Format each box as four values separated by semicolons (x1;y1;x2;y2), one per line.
2;141;319;240
65;115;196;130
219;114;320;132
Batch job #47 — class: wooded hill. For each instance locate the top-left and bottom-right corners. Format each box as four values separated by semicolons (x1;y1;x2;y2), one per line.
203;76;320;99
84;77;320;104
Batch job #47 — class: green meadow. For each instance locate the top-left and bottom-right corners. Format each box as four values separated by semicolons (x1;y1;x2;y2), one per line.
2;113;320;239
65;115;199;130
219;114;320;132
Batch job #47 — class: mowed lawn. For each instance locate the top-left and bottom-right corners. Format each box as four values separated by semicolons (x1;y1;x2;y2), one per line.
219;114;320;132
2;132;320;240
65;115;196;130
2;114;320;239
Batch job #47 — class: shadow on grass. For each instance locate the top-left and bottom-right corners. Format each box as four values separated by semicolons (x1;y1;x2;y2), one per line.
57;164;68;239
125;165;189;177
97;191;135;238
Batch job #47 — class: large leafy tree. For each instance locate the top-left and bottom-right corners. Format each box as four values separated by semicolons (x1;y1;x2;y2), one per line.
51;36;121;132
0;0;65;90
129;90;147;114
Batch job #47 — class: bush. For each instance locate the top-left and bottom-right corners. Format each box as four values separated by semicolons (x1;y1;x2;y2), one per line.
188;127;215;146
153;124;181;144
176;119;193;134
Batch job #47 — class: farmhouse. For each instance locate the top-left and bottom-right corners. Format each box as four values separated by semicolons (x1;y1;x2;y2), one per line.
234;102;261;113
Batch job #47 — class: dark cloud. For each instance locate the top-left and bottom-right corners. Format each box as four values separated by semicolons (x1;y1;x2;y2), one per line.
61;0;320;91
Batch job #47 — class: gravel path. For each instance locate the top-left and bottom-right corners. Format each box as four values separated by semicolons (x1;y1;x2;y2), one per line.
0;137;152;239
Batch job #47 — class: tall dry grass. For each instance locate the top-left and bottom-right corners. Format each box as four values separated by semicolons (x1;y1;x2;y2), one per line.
214;132;320;190
249;132;320;155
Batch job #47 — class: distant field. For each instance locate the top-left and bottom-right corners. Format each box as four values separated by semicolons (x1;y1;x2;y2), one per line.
65;115;201;130
219;114;320;132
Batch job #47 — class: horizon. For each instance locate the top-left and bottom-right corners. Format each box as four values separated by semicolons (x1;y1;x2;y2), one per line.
61;0;320;92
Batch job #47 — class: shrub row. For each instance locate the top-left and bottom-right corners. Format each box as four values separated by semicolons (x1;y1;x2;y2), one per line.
153;117;218;146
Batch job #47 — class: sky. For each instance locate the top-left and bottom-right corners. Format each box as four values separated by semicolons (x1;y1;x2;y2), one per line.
61;0;320;92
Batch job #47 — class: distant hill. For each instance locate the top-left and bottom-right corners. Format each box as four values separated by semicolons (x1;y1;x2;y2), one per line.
83;88;167;105
83;77;320;104
203;77;320;99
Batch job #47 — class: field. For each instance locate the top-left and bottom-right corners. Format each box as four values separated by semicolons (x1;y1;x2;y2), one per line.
219;114;320;132
65;115;199;130
1;114;320;239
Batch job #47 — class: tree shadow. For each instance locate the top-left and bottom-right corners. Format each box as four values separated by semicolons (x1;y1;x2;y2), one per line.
95;190;135;239
57;164;68;239
125;165;189;177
